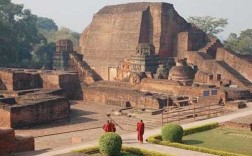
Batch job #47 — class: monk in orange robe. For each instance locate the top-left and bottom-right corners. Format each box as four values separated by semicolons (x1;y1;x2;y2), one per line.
136;120;145;143
109;120;116;132
103;120;111;132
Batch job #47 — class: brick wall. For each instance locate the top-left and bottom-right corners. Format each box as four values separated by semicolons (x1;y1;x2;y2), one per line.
139;78;225;98
0;70;13;90
84;86;165;109
0;128;34;155
58;74;83;99
0;107;11;127
40;72;60;88
216;48;252;82
12;72;42;91
0;128;15;155
14;135;35;153
9;97;70;128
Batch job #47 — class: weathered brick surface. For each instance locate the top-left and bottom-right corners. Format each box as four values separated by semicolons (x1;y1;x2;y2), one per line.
0;108;11;127
0;128;34;155
83;81;166;109
186;50;252;88
41;71;83;99
0;128;15;142
223;115;252;131
14;135;35;153
40;72;60;88
223;121;251;131
139;78;225;97
216;48;252;82
0;69;13;90
0;68;82;99
79;2;193;80
10;96;70;128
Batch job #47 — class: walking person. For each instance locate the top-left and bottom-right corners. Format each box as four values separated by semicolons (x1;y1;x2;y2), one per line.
103;120;111;132
136;120;145;143
109;120;116;132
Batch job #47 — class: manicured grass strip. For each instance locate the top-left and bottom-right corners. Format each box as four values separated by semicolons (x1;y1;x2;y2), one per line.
183;128;252;155
73;145;99;154
147;135;245;156
147;121;247;156
122;146;172;156
183;122;219;135
73;145;172;156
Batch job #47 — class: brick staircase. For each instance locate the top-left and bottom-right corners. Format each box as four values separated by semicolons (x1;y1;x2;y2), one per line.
197;52;214;60
216;61;252;87
69;52;102;83
199;37;222;56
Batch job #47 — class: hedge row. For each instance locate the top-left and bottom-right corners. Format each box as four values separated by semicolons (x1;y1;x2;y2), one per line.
73;145;171;156
73;145;99;154
183;122;219;136
122;146;171;156
147;122;246;156
147;135;245;156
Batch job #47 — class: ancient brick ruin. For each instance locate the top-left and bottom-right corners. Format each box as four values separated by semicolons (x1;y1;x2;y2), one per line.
0;3;251;127
0;2;252;154
223;114;252;131
0;68;78;128
77;2;252;110
79;2;208;80
53;39;102;84
0;127;34;155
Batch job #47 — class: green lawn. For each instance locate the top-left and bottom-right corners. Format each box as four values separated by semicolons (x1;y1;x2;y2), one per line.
183;127;252;155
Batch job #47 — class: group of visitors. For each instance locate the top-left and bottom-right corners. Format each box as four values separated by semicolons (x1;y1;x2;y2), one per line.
103;119;145;143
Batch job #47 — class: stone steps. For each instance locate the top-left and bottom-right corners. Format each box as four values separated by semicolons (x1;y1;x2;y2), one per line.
69;53;102;82
197;52;213;60
200;38;219;53
216;61;252;87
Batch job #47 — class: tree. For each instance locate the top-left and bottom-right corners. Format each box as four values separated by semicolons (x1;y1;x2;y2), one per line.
0;0;43;66
36;17;58;31
224;29;252;55
187;16;228;36
33;41;56;69
39;27;80;49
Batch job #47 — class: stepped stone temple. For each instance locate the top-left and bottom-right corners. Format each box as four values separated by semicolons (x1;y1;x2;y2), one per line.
0;1;252;133
77;2;252;109
79;2;208;80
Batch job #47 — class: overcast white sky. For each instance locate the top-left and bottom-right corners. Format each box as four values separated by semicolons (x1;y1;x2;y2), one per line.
12;0;252;39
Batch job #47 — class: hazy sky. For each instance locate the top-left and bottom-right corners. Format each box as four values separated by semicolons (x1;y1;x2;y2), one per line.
12;0;252;39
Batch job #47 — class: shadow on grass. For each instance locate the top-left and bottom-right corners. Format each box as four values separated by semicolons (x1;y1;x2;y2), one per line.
183;140;204;145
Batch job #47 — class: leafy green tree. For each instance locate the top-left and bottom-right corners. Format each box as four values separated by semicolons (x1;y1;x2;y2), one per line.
0;0;80;68
36;17;58;31
187;16;228;36
33;41;56;69
39;27;80;49
224;29;252;55
0;0;43;66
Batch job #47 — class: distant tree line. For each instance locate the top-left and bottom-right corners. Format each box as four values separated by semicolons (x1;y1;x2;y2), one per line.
0;0;80;68
188;16;252;55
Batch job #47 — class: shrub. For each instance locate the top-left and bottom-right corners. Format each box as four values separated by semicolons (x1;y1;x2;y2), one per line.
74;146;171;156
184;122;219;136
99;132;122;156
161;123;183;142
